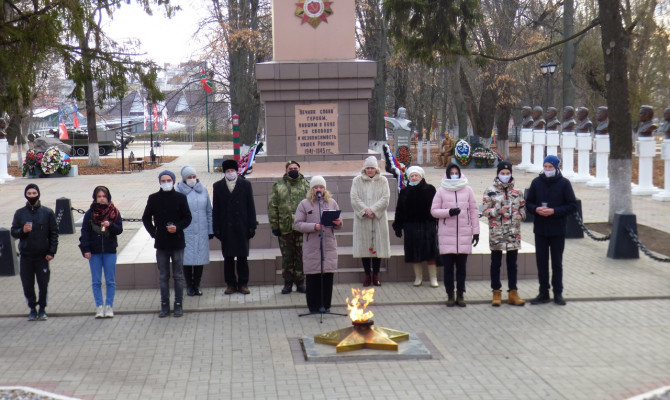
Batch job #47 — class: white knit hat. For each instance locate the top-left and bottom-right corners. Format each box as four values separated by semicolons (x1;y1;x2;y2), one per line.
310;175;327;189
363;156;378;169
180;165;197;181
406;165;425;179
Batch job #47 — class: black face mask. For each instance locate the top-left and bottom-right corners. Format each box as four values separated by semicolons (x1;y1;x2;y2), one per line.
287;170;299;179
27;197;39;206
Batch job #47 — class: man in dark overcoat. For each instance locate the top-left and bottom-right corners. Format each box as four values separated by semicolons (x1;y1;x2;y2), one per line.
213;159;257;294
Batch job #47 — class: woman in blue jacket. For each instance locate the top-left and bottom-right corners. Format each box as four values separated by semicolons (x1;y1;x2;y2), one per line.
80;186;123;318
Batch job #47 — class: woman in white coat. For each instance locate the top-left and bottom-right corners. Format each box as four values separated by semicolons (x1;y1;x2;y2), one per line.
351;156;391;286
176;165;213;296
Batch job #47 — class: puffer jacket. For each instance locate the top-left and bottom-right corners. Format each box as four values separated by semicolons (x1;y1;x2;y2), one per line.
350;169;391;258
431;176;479;254
11;201;59;257
481;177;526;251
294;197;341;274
176;180;213;265
268;174;310;234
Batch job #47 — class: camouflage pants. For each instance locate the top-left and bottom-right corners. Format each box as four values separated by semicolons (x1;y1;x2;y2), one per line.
279;231;304;282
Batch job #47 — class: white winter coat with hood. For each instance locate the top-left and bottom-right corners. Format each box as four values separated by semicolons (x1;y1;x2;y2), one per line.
350;167;391;258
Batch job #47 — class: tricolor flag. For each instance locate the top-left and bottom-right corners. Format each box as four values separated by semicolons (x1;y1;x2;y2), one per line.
153;104;159;130
72;105;80;128
201;68;212;93
162;105;168;131
58;107;68;140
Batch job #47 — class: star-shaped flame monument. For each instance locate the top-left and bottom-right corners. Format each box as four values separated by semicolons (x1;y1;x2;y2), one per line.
313;288;409;353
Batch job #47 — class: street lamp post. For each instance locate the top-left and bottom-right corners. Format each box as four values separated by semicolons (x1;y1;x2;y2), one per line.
540;60;557;111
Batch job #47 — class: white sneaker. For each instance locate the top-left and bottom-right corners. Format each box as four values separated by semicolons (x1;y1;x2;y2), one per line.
95;306;104;319
104;305;114;318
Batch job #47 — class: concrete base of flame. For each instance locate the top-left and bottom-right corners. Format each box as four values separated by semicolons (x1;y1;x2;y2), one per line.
300;333;433;362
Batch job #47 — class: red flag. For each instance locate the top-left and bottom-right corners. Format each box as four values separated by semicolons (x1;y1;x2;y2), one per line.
201;68;213;93
59;122;69;140
153;104;158;130
162;106;168;131
72;105;80;128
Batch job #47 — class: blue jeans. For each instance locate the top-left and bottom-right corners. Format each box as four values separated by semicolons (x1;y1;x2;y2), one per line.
89;253;117;307
156;249;185;303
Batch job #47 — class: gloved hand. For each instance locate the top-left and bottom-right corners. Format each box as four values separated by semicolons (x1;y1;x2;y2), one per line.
394;229;402;238
208;234;214;240
248;229;256;239
449;207;461;217
271;229;281;237
472;234;479;247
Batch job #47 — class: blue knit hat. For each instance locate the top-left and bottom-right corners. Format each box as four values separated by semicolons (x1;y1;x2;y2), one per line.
543;155;560;169
158;170;176;183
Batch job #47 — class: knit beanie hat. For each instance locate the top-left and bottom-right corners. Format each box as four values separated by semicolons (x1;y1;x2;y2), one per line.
24;183;40;199
406;165;425;179
180;165;197;181
158;170;176;183
310;175;327;189
497;161;512;174
92;186;112;201
363;156;378;169
222;159;238;172
543;155;560;170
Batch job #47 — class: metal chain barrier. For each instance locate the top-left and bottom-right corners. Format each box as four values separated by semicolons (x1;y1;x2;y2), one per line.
626;226;670;263
71;207;143;223
573;212;611;242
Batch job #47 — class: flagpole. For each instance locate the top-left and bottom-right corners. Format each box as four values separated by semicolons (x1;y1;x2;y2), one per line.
206;90;210;173
120;97;125;172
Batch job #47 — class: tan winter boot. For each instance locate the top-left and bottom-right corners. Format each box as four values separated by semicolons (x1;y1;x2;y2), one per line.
491;290;502;307
507;290;526;306
412;263;423;286
428;264;439;288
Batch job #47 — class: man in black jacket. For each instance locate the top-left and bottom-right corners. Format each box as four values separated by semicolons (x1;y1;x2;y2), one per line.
526;155;577;306
212;159;257;295
11;184;59;321
142;170;192;317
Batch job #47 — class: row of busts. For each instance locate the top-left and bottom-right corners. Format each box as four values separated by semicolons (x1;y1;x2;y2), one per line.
520;106;607;134
520;105;670;138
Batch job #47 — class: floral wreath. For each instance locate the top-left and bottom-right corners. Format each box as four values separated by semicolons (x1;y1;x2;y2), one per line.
41;147;62;175
454;139;472;165
396;145;412;166
59;152;72;175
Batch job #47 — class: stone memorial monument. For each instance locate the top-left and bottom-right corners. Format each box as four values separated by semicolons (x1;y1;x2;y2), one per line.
560;106;576;178
587;106;610;188
0;117;14;183
518;106;534;170
436;132;455;168
653;106;670;201
255;0;376;161
632;105;659;195
572;107;593;182
545;107;560;157
529;106;546;173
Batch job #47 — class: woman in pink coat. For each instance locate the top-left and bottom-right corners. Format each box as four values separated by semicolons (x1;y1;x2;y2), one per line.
294;176;342;313
431;164;480;307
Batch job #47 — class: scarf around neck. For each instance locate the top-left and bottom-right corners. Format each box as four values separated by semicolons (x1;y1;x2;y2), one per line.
91;201;118;226
441;176;468;191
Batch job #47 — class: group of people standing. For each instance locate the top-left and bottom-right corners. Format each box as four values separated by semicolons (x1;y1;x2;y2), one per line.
9;152;576;321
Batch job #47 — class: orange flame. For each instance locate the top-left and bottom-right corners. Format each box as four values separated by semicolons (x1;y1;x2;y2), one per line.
346;288;375;322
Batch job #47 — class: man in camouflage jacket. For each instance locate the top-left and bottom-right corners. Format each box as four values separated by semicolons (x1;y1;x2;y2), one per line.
268;161;310;294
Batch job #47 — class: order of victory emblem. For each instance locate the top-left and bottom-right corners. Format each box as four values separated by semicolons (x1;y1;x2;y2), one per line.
295;0;333;28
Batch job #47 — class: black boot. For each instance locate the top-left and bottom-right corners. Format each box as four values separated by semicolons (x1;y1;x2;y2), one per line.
187;286;196;296
281;280;293;294
446;291;456;307
456;291;466;307
530;291;551;305
159;302;170;318
295;279;306;293
184;266;195;296
173;302;183;317
553;293;567;306
193;266;204;296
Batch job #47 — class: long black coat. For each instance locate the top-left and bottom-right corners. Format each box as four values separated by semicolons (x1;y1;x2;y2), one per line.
212;177;257;257
526;170;578;236
392;179;439;263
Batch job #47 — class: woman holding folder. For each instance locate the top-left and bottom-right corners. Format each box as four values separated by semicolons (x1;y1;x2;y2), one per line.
294;176;342;313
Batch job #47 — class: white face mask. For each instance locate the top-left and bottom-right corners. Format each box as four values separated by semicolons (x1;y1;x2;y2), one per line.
450;174;460;180
544;169;556;177
225;172;237;181
186;178;197;188
160;182;173;191
498;174;511;183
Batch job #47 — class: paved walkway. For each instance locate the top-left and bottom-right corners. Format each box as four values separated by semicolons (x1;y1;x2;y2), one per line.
0;143;669;400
